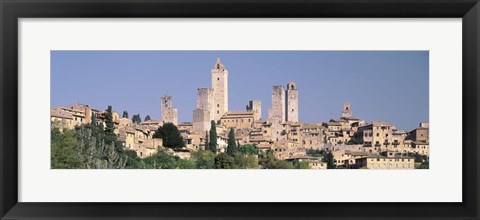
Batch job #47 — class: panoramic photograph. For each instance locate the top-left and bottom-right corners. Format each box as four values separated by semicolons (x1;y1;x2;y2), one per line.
50;51;429;169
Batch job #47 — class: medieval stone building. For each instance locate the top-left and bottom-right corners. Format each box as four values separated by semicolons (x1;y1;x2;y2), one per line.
161;95;178;125
211;58;229;122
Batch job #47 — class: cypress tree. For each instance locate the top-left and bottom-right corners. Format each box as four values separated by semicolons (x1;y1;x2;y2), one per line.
91;113;97;125
227;128;237;156
205;130;209;151
104;106;115;144
144;115;151;121
209;120;217;153
122;111;128;118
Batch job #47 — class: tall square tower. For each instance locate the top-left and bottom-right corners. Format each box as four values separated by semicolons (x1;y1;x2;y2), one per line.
211;58;229;122
268;85;286;124
286;81;298;122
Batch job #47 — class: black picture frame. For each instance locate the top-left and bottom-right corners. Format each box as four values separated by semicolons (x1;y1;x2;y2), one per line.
1;0;479;219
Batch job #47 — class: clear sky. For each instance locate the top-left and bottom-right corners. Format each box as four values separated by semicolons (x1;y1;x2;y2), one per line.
51;51;428;131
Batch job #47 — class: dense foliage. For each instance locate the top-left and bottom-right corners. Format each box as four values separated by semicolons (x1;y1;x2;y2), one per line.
208;120;217;153
226;128;237;156
132;114;142;124
153;123;185;150
122;110;128;119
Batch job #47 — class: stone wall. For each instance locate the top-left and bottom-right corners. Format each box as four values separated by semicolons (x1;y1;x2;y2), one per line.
211;58;229;121
246;100;262;121
196;87;215;122
161;96;178;125
268;85;285;124
286;82;298;122
193;108;210;135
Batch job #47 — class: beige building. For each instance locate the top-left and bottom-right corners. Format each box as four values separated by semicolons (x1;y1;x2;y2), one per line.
358;121;397;152
346;151;415;169
51;108;76;131
246;100;262;121
219;111;255;129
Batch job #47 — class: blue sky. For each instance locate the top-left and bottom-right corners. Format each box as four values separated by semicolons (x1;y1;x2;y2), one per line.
51;51;428;131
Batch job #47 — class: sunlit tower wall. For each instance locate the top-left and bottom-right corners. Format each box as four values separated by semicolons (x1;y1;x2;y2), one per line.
268;85;285;124
211;58;229;122
342;101;352;118
285;81;298;122
246;100;262;121
161;95;178;125
193;87;215;135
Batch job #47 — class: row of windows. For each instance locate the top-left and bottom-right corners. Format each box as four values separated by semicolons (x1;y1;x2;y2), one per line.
223;119;252;123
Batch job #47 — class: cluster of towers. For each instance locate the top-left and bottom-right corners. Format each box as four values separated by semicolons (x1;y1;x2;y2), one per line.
192;58;230;134
161;58;299;135
267;82;299;124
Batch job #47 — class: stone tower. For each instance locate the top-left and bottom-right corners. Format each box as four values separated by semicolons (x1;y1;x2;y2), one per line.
285;81;298;122
211;58;228;122
342;102;352;118
196;87;215;121
193;88;214;135
246;100;262;121
268;85;285;124
161;96;178;125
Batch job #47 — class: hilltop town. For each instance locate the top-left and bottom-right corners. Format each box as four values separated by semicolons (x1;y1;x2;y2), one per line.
51;58;429;169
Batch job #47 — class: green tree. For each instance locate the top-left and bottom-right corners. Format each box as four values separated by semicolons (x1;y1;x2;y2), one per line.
418;161;429;169
306;149;324;157
142;149;177;169
153;122;185;149
209;120;217;153
75;125;126;169
294;161;310;169
274;160;294;169
214;153;235;169
259;150;277;169
132;114;142;124
90;113;97;125
124;150;142;169
176;158;195;169
51;128;82;169
325;152;336;169
144;115;151;121
122;111;129;118
204;131;209;151
227;128;237;156
240;144;258;155
244;155;259;169
191;151;216;169
104;106;116;144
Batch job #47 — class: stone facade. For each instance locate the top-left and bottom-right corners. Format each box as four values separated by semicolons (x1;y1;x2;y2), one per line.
286;81;298;122
193;109;210;135
268;85;286;124
196;87;215;121
211;58;229;122
246;100;262;121
161;96;178;125
342;102;352;118
219;111;255;129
